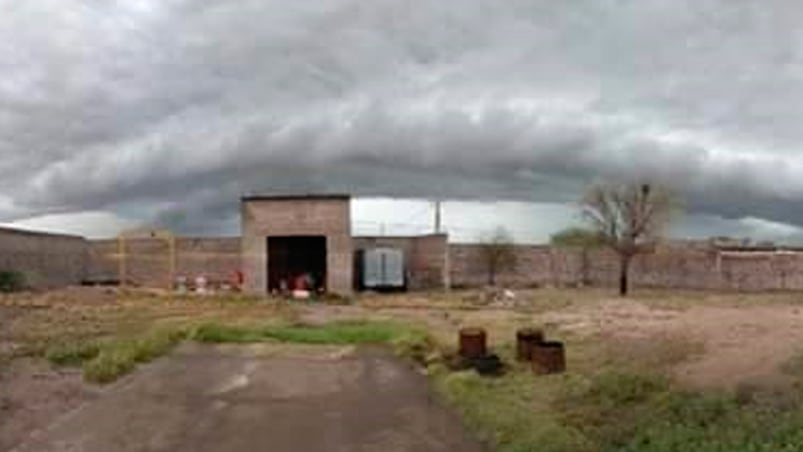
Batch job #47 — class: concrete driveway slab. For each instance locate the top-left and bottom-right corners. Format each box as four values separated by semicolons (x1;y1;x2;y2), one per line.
12;343;485;452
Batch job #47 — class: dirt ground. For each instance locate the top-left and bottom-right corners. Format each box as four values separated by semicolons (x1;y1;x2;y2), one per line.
303;290;803;389
4;287;803;450
599;301;803;388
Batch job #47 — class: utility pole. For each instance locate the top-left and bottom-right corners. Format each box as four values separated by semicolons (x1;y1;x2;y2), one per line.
432;199;451;292
434;200;442;234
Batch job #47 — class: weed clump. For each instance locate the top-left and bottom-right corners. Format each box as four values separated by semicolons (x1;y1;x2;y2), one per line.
192;321;412;345
46;341;101;366
391;329;438;365
83;329;186;384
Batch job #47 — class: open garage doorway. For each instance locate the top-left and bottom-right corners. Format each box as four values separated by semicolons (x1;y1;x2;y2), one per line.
267;236;327;293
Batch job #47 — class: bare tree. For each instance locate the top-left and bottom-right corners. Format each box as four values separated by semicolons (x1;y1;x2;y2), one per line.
582;182;675;296
478;227;518;286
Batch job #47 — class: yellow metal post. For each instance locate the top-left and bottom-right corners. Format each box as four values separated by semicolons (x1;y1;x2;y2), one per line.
168;235;176;290
118;235;126;289
118;227;176;291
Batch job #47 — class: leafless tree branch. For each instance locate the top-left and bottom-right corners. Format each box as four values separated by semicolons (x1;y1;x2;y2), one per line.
581;181;677;295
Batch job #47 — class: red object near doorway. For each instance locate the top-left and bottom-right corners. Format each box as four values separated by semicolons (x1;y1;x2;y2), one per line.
293;274;307;291
231;270;244;290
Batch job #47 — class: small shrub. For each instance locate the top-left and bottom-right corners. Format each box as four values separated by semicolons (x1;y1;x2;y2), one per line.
83;329;186;384
83;347;138;384
392;329;438;366
130;329;186;362
0;270;26;293
46;341;101;366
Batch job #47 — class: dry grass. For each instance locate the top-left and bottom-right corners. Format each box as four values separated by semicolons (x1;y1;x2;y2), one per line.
602;333;706;372
0;287;293;370
606;288;803;310
3;286;790;381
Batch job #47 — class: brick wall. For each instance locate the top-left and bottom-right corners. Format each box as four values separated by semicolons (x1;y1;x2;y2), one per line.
449;245;579;288
449;243;803;292
353;234;448;290
8;219;803;294
87;237;241;287
86;237;803;293
0;227;88;289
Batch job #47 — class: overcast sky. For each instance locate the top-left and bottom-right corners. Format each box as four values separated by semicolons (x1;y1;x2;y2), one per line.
3;0;803;243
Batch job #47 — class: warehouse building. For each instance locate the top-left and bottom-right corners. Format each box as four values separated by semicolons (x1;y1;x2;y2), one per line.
241;194;449;296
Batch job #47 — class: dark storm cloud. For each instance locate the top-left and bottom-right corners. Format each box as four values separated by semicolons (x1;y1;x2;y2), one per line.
3;0;803;232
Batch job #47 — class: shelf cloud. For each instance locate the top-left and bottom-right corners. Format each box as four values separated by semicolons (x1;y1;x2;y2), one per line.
3;0;803;237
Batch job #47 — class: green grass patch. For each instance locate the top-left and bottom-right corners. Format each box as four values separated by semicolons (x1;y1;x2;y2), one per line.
190;323;267;343
391;328;439;365
431;366;592;452
73;320;422;385
556;368;803;452
192;320;417;345
83;328;186;384
46;341;101;366
431;354;803;452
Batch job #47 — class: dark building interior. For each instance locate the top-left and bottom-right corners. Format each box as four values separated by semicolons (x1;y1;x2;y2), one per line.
267;236;327;292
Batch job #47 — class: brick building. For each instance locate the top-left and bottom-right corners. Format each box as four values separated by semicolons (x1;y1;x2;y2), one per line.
241;195;354;295
240;194;449;296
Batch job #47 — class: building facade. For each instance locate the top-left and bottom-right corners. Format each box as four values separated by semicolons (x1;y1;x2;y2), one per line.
241;195;354;295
